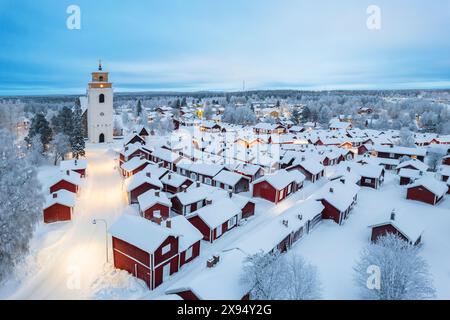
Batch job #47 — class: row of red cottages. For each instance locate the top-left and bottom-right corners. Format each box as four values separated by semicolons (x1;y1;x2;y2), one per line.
43;160;87;224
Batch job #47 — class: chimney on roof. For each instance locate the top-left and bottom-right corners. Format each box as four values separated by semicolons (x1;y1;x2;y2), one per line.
165;219;172;229
298;214;303;220
52;193;57;198
146;172;151;178
390;209;396;221
74;159;78;165
181;185;187;193
347;166;351;173
282;220;289;228
125;146;129;151
158;162;163;168
228;192;233;198
66;170;70;176
329;187;334;193
168;174;172;180
155;191;160;197
196;182;201;188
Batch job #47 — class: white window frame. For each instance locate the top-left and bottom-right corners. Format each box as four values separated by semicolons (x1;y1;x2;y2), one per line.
389;153;395;158
279;189;285;200
228;216;237;229
162;262;171;281
153;210;161;218
190;173;197;180
161;243;171;255
205;177;212;185
185;205;191;215
185;246;193;260
287;184;292;194
364;178;372;184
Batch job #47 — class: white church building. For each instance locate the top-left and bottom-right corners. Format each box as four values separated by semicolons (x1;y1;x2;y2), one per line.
80;61;114;143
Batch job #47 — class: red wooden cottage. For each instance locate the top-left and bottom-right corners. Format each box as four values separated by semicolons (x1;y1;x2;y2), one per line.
119;143;152;164
187;198;241;243
120;156;151;177
124;133;146;146
48;170;81;194
396;159;429;173
369;210;423;245
287;158;324;183
43;190;76;223
315;181;360;225
252;170;305;203
406;176;447;205
353;163;385;189
443;155;450;166
160;172;193;194
212;170;250;193
233;163;264;182
398;168;422;185
60;159;87;178
439;165;450;182
170;183;212;215
126;170;163;204
137;189;172;222
109;214;201;290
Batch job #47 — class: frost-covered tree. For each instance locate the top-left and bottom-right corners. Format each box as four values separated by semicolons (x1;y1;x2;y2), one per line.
397;127;416;147
0;130;44;282
427;151;443;172
27;135;47;165
51;133;71;165
135;100;143;117
203;105;214;120
354;234;435;300
291;108;301;124
71;101;85;159
51;106;73;136
26;113;52;152
241;251;321;300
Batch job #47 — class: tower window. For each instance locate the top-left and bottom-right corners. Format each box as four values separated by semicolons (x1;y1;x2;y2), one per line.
99;76;104;81
99;94;105;103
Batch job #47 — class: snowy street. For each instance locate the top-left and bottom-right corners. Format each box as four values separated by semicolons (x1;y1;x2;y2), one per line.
1;145;125;299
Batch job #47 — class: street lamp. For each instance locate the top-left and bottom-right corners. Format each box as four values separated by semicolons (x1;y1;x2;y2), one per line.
92;219;109;263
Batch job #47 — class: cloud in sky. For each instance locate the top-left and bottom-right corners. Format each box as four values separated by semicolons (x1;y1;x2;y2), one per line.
0;0;449;95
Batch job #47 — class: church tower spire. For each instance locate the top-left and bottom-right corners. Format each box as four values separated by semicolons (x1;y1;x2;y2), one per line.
98;59;102;71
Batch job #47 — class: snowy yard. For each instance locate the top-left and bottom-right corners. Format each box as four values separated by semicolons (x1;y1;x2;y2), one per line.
292;172;450;299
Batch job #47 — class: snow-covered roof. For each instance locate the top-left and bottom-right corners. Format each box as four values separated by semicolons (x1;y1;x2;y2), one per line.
44;189;76;209
408;176;448;197
60;159;87;171
253;169;305;190
175;184;215;205
369;210;423;242
120;157;149;172
109;214;177;253
398;168;423;179
212;170;249;187
170;215;203;251
137;189;171;211
193;198;241;229
48;170;82;188
315;180;360;212
372;144;426;157
293;158;325;175
166;248;248;300
126;168;163;192
396;159;429;172
186;163;225;177
160;172;191;188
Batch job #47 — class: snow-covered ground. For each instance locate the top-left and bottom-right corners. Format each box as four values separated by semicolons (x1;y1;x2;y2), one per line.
1;141;449;300
291;172;450;299
0;143;127;299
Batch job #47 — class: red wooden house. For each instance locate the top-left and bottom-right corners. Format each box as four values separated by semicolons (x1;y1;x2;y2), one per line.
439;165;450;182
369;210;423;245
126;170;163;204
212;170;250;193
60;159;87;178
109;214;202;290
137;189;172;221
43;190;76;223
119;143;152;164
396;159;429;173
233;163;264;182
187;198;241;243
160;172;193;194
398;168;422;185
124;133;146;146
170;183;212;215
252;170;305;203
406;177;447;205
287;158;324;183
48;170;81;194
315;181;360;225
443;155;450;166
120;156;151;177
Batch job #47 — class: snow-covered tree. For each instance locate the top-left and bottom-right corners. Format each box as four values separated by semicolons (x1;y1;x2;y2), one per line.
0;130;44;282
135;100;143;117
51;133;71;165
51;107;73;136
241;251;321;300
354;233;435;300
27;135;47;165
203;105;214;120
427;151;443;172
398;127;416;147
71;102;85;159
26;113;52;152
291;108;301;124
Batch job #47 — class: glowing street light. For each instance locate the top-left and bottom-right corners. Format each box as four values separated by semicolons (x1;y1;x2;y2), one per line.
92;218;109;263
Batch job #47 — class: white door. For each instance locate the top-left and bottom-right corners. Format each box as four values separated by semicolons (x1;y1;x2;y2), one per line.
162;263;171;282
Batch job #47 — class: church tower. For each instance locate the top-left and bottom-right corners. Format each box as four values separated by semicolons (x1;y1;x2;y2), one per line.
87;61;114;143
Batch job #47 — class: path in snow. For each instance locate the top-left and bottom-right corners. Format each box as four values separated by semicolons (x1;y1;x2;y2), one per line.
4;146;124;300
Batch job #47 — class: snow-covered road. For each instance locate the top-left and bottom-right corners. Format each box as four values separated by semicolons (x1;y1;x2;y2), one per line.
3;145;125;300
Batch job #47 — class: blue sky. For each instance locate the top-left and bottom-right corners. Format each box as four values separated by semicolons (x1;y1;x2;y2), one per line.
1;0;450;95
